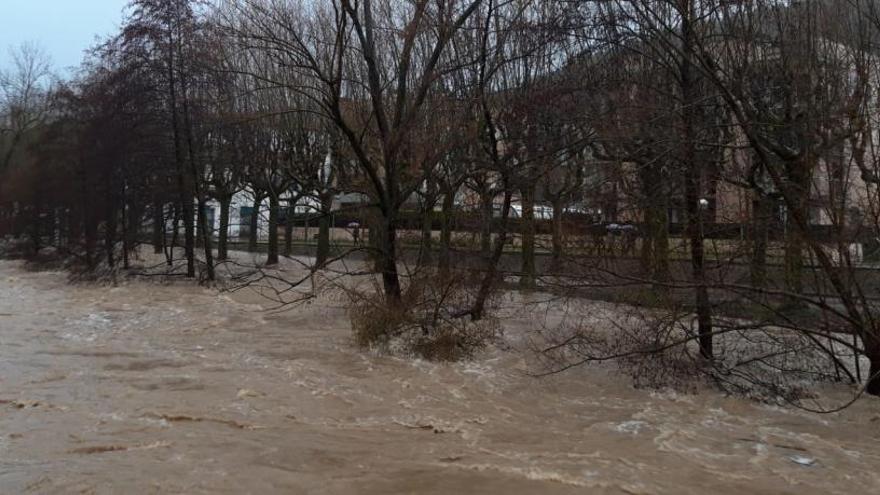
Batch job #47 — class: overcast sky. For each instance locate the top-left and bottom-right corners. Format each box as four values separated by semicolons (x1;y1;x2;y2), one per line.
0;0;130;75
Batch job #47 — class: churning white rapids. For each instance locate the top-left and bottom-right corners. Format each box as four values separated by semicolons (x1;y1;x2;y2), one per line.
0;258;878;494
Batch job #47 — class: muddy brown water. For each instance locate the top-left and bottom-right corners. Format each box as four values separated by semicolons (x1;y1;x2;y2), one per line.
0;260;878;494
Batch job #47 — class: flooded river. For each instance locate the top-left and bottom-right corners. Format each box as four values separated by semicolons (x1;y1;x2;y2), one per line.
0;259;878;494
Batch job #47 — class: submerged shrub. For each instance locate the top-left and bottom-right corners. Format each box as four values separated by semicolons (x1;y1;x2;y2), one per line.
349;271;501;361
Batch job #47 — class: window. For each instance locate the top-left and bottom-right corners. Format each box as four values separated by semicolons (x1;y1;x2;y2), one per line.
239;206;253;237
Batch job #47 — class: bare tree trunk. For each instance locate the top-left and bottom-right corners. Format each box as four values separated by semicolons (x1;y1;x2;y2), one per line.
681;1;712;359
519;183;537;290
266;194;280;265
122;193;130;270
439;191;455;277
316;192;334;266
868;344;880;396
12;203;24;239
165;29;194;279
419;172;436;266
128;202;142;250
284;214;294;257
641;205;654;273
167;203;179;267
284;198;296;257
686;182;712;359
367;208;382;272
784;218;806;294
550;198;564;269
303;211;310;243
641;174;670;282
179;87;214;280
217;195;231;261
152;201;164;254
196;199;215;280
784;159;812;295
30;206;41;257
480;189;493;259
105;207;117;269
420;201;434;266
54;208;64;248
183;199;195;278
651;203;670;282
248;193;261;253
751;195;772;288
471;187;513;321
379;214;403;302
85;214;97;270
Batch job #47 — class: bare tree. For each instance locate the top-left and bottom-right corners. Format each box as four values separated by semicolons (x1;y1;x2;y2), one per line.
225;0;483;302
0;43;53;171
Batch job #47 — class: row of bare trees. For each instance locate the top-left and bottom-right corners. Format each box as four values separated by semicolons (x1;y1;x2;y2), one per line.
3;0;880;400
536;0;880;401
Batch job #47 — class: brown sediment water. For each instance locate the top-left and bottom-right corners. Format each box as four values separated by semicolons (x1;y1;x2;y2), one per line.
0;259;878;494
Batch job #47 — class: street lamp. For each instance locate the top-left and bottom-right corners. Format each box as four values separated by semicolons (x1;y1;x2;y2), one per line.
697;198;709;240
697;198;709;229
